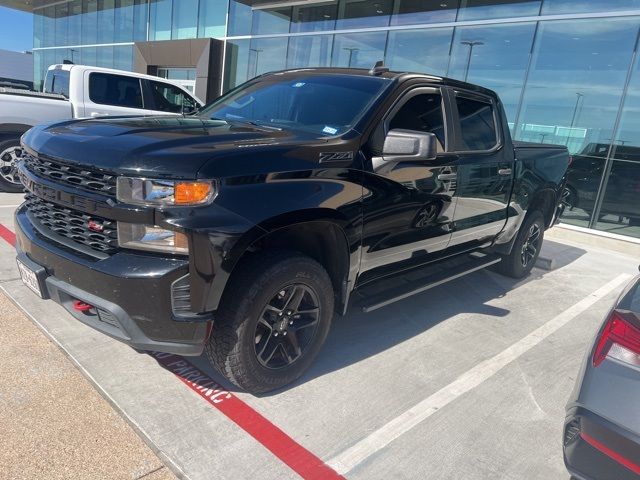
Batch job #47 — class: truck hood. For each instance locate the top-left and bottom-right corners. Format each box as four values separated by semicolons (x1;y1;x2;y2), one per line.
22;116;333;179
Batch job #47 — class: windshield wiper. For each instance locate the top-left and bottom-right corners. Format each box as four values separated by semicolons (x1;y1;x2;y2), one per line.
210;117;282;131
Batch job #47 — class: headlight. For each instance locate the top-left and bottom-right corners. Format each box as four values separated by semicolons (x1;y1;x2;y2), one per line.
118;223;188;255
116;177;215;206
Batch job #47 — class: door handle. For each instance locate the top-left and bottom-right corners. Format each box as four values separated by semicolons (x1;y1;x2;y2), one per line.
498;168;512;176
437;173;457;181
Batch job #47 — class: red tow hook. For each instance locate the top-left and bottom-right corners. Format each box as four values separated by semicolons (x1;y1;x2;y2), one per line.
72;300;95;313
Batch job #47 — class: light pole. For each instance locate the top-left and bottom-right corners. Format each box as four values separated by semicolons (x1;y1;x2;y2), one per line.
69;49;78;64
461;40;483;82
568;92;584;146
343;47;359;67
249;48;263;78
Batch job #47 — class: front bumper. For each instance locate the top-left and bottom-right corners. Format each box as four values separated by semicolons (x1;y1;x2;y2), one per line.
564;407;640;480
14;205;211;356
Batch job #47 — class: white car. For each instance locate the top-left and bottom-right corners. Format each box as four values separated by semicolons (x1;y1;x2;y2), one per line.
0;64;204;192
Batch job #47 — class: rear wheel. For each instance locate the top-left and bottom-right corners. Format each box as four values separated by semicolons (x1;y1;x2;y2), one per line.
495;212;545;279
0;139;24;193
206;251;334;394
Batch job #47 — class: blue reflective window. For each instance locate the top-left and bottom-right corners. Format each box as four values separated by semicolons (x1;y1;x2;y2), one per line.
542;0;640;14
251;8;291;35
458;0;541;21
82;0;98;46
34;11;43;48
332;32;388;68
172;0;198;39
198;0;228;38
448;23;536;123
390;0;459;26
98;0;116;44
133;0;148;41
336;0;393;29
42;6;55;48
224;39;251;91
114;0;135;43
55;3;69;47
517;18;640;229
287;35;334;69
386;28;453;76
228;1;252;36
68;1;82;46
114;45;134;70
150;0;173;41
96;45;114;69
290;3;337;32
249;37;288;77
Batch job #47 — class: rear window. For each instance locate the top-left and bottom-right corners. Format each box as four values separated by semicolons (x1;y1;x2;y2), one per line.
44;70;70;97
455;94;497;151
89;72;143;109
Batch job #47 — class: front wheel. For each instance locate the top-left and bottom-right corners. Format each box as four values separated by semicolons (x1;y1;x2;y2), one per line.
0;139;24;193
206;251;334;394
495;212;545;279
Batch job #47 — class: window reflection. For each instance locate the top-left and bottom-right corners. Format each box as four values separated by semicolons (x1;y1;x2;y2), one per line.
458;0;541;20
198;0;227;38
541;0;640;15
150;0;172;41
249;38;288;77
448;23;536;123
252;7;291;35
228;0;252;36
386;28;453;75
391;0;459;25
594;53;640;238
287;35;334;69
336;0;393;29
224;39;251;91
332;32;388;68
290;3;338;32
172;0;198;39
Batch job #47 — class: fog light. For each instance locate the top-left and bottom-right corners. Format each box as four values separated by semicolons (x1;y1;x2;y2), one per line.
117;223;188;255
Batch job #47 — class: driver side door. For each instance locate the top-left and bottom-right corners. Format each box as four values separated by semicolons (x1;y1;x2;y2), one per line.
359;87;459;284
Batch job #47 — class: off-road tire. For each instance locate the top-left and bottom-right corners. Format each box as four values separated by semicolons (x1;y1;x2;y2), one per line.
0;139;25;193
206;250;334;394
495;211;545;279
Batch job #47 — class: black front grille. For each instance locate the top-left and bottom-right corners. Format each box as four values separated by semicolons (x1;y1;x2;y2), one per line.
25;194;118;254
23;153;117;196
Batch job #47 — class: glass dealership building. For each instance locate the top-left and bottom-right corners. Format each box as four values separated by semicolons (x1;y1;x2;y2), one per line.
4;0;640;238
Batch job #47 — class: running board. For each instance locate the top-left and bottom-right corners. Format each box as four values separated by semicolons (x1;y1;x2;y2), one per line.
358;254;502;313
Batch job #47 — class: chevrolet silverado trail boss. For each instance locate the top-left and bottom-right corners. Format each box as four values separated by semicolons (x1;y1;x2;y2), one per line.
14;66;569;393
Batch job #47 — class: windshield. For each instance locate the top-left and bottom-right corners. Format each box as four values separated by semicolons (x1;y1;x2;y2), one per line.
199;74;391;136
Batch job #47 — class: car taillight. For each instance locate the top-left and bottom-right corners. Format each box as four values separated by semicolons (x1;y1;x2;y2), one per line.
593;311;640;367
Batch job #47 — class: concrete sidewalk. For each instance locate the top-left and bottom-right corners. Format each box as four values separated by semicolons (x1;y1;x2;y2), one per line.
0;292;176;480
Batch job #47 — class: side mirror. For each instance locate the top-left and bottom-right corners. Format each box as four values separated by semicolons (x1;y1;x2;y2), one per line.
382;129;438;163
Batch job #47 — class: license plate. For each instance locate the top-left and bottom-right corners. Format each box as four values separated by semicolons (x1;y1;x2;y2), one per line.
17;259;43;298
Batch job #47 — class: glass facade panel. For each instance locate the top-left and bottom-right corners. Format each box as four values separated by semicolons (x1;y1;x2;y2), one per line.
287;35;334;69
68;1;83;46
114;0;135;43
448;23;536;123
198;0;227;38
290;3;338;33
336;0;393;29
150;0;173;41
223;39;251;91
172;0;199;39
457;0;541;20
332;32;387;68
55;3;69;47
114;45;134;71
541;0;640;15
391;0;459;25
386;28;453;76
249;37;288;77
133;0;148;41
228;0;252;36
251;8;291;35
82;0;99;46
98;0;116;45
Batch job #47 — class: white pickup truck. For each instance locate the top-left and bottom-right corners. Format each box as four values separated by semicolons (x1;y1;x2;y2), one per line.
0;64;203;192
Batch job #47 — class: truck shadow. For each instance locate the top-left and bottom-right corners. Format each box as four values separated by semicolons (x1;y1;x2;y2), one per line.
151;240;586;396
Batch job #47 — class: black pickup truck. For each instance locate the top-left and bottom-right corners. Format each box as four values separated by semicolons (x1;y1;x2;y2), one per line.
14;67;569;393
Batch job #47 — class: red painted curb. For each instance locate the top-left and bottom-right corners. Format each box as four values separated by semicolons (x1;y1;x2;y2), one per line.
0;221;343;479
152;352;345;480
0;222;16;247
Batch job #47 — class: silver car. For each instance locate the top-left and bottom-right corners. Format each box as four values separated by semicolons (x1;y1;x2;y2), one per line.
564;273;640;480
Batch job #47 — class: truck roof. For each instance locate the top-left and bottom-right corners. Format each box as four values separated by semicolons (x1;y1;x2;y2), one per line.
262;67;499;99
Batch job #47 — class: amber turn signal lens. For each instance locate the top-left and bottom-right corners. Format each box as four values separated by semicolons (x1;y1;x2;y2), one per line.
174;182;213;205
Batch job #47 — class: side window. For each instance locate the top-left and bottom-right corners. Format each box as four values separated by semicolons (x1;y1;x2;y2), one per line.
455;95;497;151
89;73;143;109
388;93;446;152
148;81;193;113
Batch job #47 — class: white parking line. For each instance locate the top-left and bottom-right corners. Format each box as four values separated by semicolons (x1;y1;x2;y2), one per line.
327;273;632;475
0;205;20;208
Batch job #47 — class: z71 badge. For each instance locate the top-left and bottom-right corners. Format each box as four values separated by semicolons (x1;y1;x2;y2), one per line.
319;151;354;163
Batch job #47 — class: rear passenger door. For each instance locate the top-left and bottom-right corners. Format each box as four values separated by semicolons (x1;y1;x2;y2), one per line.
83;72;148;117
448;90;514;248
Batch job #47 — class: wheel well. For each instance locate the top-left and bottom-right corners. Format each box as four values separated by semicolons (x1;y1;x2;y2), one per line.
232;221;350;310
528;189;557;228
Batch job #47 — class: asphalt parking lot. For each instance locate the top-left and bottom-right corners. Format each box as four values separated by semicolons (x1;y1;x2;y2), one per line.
0;190;637;480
